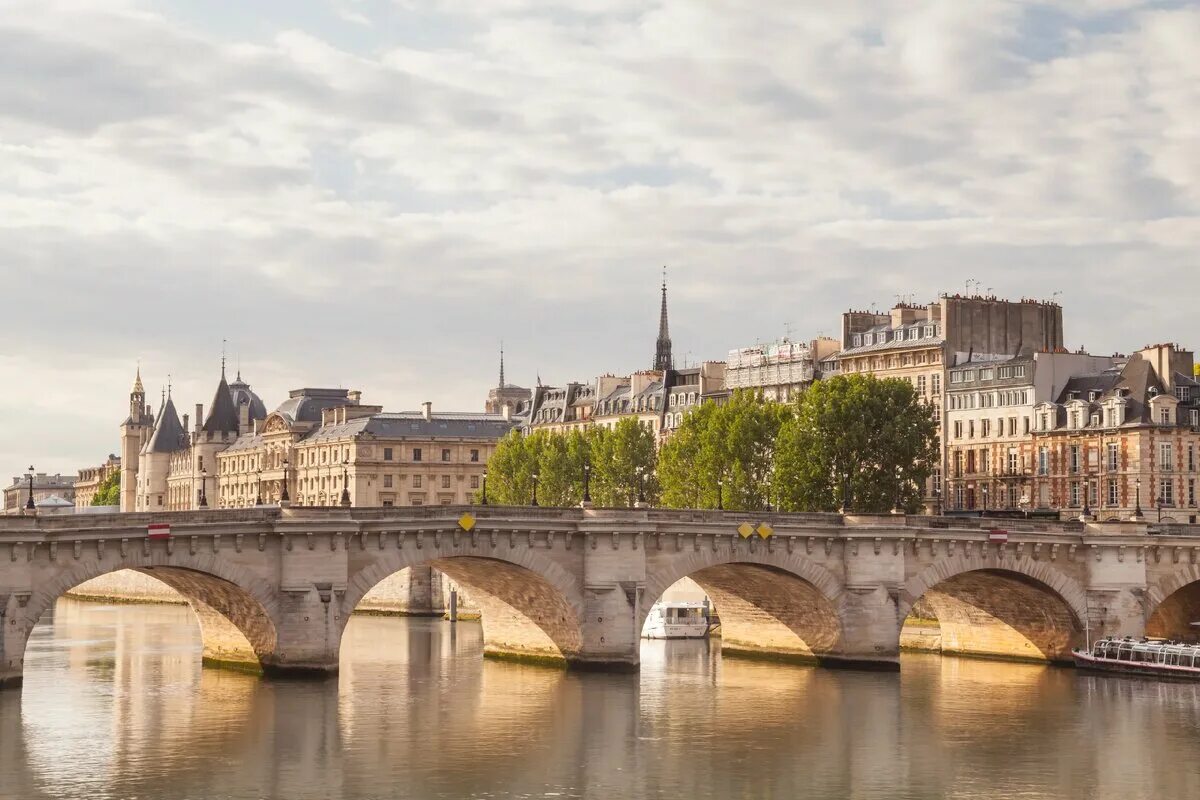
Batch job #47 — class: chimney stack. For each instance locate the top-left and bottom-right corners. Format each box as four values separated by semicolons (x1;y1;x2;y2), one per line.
182;413;189;433
422;401;432;421
195;404;203;434
238;402;250;434
502;402;512;422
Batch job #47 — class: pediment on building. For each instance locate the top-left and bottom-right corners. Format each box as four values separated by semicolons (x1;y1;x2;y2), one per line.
261;414;292;435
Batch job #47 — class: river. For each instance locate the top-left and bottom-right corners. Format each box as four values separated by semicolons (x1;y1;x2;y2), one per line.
2;599;1199;799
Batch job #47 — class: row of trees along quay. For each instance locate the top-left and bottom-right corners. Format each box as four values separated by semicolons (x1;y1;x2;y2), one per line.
481;374;940;513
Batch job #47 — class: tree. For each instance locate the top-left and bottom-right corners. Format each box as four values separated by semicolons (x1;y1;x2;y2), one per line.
91;470;121;506
772;374;939;513
658;390;791;511
480;430;537;505
588;418;658;507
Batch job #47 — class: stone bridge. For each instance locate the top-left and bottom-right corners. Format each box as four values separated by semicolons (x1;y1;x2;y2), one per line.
5;506;1200;688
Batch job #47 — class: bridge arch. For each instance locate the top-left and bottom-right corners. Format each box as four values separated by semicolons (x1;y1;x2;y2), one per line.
1146;565;1200;641
899;555;1087;663
20;554;280;675
342;549;584;666
642;547;847;666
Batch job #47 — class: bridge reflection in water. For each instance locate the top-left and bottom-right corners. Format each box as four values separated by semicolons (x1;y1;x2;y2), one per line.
4;599;1200;800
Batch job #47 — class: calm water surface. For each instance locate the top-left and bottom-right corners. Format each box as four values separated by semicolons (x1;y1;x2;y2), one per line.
3;599;1200;799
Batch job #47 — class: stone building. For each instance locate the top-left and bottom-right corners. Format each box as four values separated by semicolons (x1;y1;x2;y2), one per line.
484;348;531;416
725;336;839;403
216;393;515;508
945;351;1117;513
835;295;1066;508
1030;344;1200;522
2;472;76;514
74;454;121;508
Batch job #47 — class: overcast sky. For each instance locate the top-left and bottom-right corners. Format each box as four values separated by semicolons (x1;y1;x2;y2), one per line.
2;0;1198;476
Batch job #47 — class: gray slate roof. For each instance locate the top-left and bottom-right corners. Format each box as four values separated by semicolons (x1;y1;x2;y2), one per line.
146;396;189;453
202;372;240;434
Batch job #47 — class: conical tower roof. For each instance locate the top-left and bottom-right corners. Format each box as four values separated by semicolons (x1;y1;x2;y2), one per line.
202;367;240;434
146;394;189;453
132;366;144;395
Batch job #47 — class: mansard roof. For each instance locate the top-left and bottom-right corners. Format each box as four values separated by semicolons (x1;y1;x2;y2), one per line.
146;395;189;453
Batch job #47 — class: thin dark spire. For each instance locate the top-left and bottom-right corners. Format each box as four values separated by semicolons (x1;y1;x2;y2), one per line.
499;342;505;388
653;267;673;372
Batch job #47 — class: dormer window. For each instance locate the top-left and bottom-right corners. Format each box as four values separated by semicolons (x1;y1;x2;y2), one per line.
924;325;934;337
864;334;874;345
853;334;862;347
1176;387;1191;401
1089;391;1100;401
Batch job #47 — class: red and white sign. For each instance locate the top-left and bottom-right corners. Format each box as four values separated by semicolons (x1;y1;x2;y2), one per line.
147;523;171;539
988;529;1009;543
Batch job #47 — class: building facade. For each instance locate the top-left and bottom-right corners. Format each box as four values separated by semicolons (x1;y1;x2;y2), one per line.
945;351;1117;513
836;295;1065;509
726;337;839;403
74;454;121;508
3;472;77;515
1030;344;1200;522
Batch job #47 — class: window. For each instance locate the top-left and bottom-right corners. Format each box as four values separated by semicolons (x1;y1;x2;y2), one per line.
917;375;927;396
954;451;964;477
980;369;994;381
413;448;422;462
1190;444;1196;471
411;498;423;506
382;499;394;507
1107;478;1119;506
1160;478;1175;506
1069;445;1081;473
1190;478;1196;507
1008;417;1017;437
1089;480;1099;507
1161;443;1174;471
981;419;991;437
383;475;393;488
470;475;480;489
954;421;963;439
968;420;975;439
384;448;393;461
470;449;480;463
442;448;451;462
1007;451;1019;475
441;475;451;489
932;373;941;394
998;366;1012;379
1107;442;1119;471
1176;387;1191;401
1192;409;1199;428
1069;481;1081;508
853;334;862;347
413;475;423;488
1038;447;1049;475
951;372;964;384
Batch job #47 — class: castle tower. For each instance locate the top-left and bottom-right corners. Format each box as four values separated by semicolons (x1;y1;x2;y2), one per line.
119;366;152;512
136;385;188;511
653;269;673;372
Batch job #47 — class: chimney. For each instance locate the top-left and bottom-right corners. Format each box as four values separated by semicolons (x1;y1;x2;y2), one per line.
195;404;203;434
502;402;512;422
422;401;432;421
182;413;189;433
238;402;250;434
348;390;362;405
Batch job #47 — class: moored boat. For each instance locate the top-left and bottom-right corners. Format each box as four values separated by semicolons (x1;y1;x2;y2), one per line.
1074;636;1200;678
641;601;713;639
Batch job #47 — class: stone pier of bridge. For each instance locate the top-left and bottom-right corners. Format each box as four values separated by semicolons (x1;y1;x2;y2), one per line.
5;506;1200;689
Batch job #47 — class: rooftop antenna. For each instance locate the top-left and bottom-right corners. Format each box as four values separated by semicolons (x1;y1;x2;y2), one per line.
221;338;227;376
166;373;172;398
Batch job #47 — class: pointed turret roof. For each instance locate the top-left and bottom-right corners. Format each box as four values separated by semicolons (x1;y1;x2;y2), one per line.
132;366;144;395
147;394;189;453
202;366;241;434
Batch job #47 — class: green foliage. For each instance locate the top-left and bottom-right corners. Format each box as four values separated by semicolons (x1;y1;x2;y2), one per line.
772;374;939;513
481;421;657;508
91;469;121;506
658;390;791;510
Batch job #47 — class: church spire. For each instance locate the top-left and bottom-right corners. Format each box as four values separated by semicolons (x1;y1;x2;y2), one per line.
132;363;144;395
653;267;673;372
499;343;505;389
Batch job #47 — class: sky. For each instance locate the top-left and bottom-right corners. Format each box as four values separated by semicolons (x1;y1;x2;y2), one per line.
1;0;1198;476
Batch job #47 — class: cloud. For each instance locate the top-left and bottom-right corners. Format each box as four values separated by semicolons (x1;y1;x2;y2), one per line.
0;0;1197;474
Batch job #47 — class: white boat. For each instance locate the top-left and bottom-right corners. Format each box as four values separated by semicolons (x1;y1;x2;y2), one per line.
642;601;712;639
1073;636;1200;679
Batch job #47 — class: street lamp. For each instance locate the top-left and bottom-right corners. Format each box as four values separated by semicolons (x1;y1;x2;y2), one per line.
717;477;724;511
198;468;209;508
531;472;539;507
340;466;351;507
255;468;263;506
891;466;903;515
636;465;646;506
933;486;942;517
281;457;290;503
1131;477;1143;521
24;465;35;510
981;484;989;514
582;462;591;504
481;470;489;505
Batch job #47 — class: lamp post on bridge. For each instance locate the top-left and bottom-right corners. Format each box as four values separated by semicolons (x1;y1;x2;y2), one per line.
281;457;290;504
340;467;351;508
198;468;209;508
481;470;488;505
635;466;647;508
24;466;35;511
255;468;263;506
1131;477;1143;521
716;477;724;511
531;472;539;507
582;462;591;507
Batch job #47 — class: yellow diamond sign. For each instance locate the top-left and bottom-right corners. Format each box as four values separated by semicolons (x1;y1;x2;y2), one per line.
737;522;754;538
756;523;774;539
458;512;476;532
